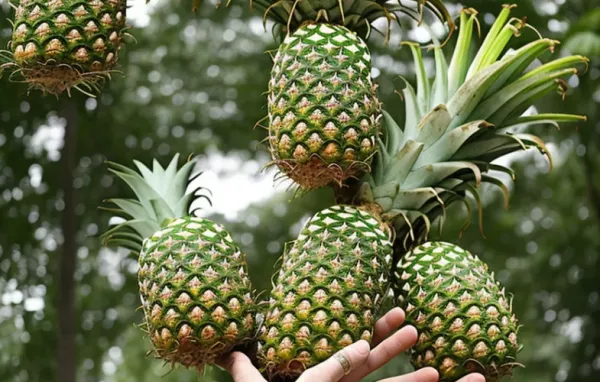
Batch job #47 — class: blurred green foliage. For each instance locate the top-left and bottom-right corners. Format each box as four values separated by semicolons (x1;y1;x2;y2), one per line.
0;0;598;381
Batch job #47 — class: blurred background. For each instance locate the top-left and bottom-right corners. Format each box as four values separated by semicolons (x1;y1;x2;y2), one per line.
0;0;599;381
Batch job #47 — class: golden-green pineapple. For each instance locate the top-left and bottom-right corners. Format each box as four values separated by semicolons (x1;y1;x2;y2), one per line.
102;154;256;369
2;0;127;96
259;205;393;378
396;242;520;381
255;0;454;190
268;23;381;190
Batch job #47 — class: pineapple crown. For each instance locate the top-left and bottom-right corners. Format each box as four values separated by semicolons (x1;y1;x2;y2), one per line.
101;154;210;252
198;0;453;41
357;5;588;250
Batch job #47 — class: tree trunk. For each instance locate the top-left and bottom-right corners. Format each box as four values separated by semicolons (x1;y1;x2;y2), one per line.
57;100;78;382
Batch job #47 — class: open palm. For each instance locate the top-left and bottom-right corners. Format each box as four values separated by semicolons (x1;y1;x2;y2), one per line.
220;308;484;382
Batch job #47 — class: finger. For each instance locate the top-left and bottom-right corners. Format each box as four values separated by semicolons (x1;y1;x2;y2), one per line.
342;325;418;382
297;340;370;382
372;308;406;345
457;373;486;382
217;352;266;382
378;367;439;382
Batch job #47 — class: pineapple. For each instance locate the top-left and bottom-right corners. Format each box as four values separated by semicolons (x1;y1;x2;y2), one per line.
395;242;520;382
1;0;127;96
102;154;256;369
259;205;393;378
334;5;585;380
268;23;381;190
256;0;454;190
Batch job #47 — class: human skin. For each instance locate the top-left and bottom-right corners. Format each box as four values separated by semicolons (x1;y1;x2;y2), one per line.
218;308;486;382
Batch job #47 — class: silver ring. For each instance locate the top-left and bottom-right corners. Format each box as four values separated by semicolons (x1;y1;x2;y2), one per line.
333;351;352;375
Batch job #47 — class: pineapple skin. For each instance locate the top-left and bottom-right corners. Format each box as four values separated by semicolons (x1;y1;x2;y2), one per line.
9;0;127;94
268;23;381;190
259;205;392;378
395;242;520;382
138;217;256;369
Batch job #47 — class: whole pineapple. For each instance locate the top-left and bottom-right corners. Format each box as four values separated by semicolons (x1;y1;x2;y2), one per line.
102;154;256;369
256;0;453;190
259;205;393;378
333;4;585;380
396;242;519;381
2;0;127;96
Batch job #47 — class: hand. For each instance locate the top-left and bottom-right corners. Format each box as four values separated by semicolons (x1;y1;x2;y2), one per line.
219;308;485;382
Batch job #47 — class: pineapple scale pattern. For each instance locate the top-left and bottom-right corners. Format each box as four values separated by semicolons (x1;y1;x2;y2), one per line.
259;205;392;378
9;0;126;93
138;217;256;368
268;23;381;189
395;242;520;382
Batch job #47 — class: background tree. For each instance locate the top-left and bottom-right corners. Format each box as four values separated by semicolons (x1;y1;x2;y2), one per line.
0;0;598;381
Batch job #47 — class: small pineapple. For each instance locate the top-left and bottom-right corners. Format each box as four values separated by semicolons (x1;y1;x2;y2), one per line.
2;0;127;96
395;242;520;381
102;154;256;369
268;23;381;190
259;205;393;378
256;0;453;190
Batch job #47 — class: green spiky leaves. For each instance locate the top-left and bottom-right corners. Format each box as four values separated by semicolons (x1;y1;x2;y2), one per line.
251;0;454;40
193;0;453;41
101;154;210;252
359;5;587;250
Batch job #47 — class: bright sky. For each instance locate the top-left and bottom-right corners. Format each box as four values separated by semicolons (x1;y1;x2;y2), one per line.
128;0;154;27
125;1;283;221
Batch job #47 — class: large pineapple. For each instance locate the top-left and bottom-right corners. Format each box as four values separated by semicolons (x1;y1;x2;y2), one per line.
396;242;519;381
339;5;586;381
102;154;256;369
259;205;393;378
256;0;453;190
1;0;127;96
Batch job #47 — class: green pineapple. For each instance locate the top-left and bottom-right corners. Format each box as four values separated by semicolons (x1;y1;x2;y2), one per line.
268;23;381;190
259;205;393;378
396;242;519;381
255;0;453;190
335;5;585;380
102;154;256;369
1;0;127;96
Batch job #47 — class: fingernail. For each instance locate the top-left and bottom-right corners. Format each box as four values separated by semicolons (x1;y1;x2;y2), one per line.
404;325;418;337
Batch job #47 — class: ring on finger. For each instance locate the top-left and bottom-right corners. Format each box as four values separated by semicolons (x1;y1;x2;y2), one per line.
333;351;352;375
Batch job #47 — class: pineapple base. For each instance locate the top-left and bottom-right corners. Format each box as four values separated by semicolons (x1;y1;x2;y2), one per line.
2;60;111;96
274;155;368;190
260;357;314;380
152;337;233;370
